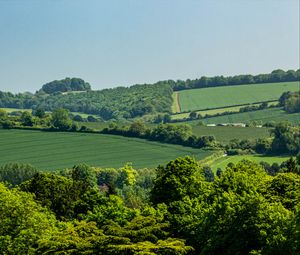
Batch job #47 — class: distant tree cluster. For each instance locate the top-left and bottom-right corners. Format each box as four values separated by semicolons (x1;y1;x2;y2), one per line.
40;77;91;94
279;91;300;113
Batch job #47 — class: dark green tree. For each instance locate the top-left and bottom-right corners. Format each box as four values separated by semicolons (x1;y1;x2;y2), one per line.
0;162;38;186
20;111;34;126
71;163;98;190
151;156;202;205
51;108;72;130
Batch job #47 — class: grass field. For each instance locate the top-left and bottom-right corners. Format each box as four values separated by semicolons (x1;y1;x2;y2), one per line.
176;81;299;112
185;107;300;125
171;101;278;120
0;129;212;170
190;126;271;143
210;154;290;172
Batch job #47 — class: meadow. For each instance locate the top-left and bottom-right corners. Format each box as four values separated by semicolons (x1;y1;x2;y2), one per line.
176;81;299;112
0;129;212;170
210;154;291;172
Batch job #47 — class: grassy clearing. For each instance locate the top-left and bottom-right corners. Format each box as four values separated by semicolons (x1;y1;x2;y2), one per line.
190;126;271;143
210;154;290;172
0;129;212;170
176;81;299;112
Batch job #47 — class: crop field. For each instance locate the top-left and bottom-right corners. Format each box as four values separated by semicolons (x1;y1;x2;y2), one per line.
176;81;299;112
0;129;212;170
201;108;300;124
171;101;278;120
210;154;290;172
185;108;300;125
190;126;271;143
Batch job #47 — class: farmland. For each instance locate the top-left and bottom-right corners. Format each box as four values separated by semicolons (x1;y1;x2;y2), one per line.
185;107;300;125
176;81;299;112
171;101;278;120
210;154;291;172
190;126;271;143
0;129;212;170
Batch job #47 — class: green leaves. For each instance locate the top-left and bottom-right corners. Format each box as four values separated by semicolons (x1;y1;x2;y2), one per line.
151;156;203;205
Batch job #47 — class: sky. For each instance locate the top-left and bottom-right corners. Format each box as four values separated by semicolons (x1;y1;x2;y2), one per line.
0;0;299;93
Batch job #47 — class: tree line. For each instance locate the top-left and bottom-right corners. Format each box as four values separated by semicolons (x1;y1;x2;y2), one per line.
102;121;217;149
166;69;300;91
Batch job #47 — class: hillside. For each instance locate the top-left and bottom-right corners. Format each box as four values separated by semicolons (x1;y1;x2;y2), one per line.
182;107;300;125
0;84;173;120
175;81;299;113
0;129;211;170
0;69;298;121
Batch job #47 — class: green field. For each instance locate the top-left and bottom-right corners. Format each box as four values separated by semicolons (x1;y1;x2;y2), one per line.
176;81;299;112
171;101;278;120
0;129;212;170
190;126;271;143
185;107;300;125
210;154;290;172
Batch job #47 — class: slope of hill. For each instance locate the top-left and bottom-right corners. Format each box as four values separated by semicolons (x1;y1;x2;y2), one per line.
0;84;173;120
0;129;212;170
175;81;299;113
0;69;298;121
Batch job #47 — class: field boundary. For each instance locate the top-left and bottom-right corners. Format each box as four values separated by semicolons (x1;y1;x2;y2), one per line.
172;92;181;113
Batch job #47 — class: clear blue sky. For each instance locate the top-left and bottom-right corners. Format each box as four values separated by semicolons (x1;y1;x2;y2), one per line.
0;0;299;93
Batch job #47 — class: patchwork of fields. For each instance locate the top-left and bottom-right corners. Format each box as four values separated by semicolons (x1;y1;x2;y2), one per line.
171;101;278;120
176;81;299;112
0;129;212;170
199;107;300;125
183;107;300;125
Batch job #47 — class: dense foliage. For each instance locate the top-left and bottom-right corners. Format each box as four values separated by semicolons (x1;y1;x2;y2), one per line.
0;156;299;254
40;77;91;94
0;83;173;120
279;91;300;113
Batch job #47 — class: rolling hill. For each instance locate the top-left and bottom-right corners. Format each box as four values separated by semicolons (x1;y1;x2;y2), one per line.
174;81;299;113
0;129;212;170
